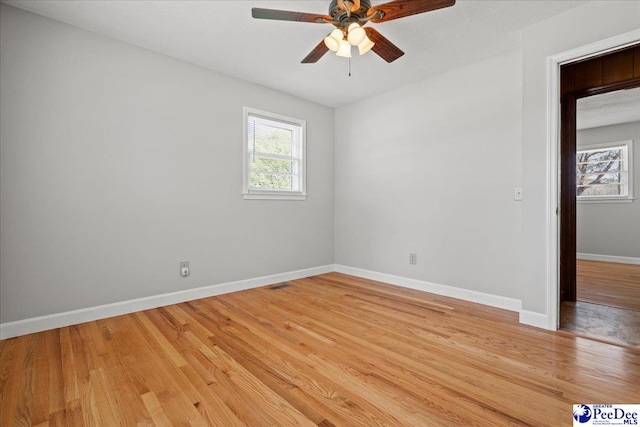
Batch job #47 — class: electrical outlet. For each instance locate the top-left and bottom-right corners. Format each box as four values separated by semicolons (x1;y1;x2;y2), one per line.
180;261;190;277
409;253;417;265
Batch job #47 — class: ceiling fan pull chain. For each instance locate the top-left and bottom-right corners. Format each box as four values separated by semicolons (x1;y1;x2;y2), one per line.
348;55;352;77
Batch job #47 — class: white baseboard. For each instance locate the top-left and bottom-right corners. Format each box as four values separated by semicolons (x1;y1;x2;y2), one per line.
0;265;335;340
334;265;522;313
577;253;640;265
519;310;550;329
2;263;554;339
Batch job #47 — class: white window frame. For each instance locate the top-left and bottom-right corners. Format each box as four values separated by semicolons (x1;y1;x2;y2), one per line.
243;107;307;200
576;139;634;203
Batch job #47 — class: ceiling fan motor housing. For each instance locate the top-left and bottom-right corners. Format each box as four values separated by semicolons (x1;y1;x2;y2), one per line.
329;0;372;27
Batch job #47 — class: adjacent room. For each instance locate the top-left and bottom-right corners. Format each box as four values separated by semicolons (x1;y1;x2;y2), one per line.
1;1;639;425
561;88;640;347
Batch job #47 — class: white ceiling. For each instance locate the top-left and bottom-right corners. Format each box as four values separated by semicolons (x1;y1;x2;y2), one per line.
5;0;588;108
577;87;640;130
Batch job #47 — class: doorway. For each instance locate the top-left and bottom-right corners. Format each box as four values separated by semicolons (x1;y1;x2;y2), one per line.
558;44;640;346
561;88;640;346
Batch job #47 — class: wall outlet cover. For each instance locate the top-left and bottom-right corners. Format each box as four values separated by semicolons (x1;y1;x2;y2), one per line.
409;253;417;265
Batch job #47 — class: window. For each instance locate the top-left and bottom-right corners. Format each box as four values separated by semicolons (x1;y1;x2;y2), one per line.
577;140;633;202
243;107;306;200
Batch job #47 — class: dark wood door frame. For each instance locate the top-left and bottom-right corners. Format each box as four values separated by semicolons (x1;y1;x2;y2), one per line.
559;44;640;306
560;91;577;303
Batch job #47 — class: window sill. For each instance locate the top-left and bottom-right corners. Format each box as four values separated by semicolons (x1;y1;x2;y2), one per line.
243;192;307;201
577;197;634;204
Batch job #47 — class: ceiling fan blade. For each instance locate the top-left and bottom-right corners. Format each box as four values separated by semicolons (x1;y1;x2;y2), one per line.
302;40;330;63
368;0;455;23
365;28;404;63
252;8;333;23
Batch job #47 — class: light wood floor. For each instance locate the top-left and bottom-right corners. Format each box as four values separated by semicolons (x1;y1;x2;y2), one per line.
2;273;639;426
577;260;640;311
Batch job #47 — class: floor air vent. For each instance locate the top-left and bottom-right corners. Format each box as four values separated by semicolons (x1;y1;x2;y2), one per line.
269;283;290;290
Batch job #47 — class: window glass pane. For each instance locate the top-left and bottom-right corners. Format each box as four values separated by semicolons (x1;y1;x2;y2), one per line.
576;143;630;199
577;160;622;173
250;172;293;190
253;123;293;156
250;158;292;174
254;140;293;157
577;183;622;197
577;172;624;185
577;148;623;163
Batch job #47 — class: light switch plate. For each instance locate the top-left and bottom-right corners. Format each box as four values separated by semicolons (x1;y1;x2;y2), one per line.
514;187;523;201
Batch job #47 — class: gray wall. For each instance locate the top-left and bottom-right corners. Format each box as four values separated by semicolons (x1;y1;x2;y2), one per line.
577;121;640;258
335;49;523;300
0;4;335;323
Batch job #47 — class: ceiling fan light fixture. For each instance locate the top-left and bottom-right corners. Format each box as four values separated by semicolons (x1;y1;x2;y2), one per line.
336;38;352;58
347;22;366;45
357;35;375;55
324;28;343;52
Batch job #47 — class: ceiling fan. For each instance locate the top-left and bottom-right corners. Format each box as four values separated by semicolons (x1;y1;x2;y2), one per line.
251;0;455;64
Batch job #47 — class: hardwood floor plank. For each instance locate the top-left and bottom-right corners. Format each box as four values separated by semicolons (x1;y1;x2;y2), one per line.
577;260;640;311
32;332;52;426
218;290;468;424
13;334;38;426
281;298;547;424
59;328;80;408
177;324;286;426
197;311;363;426
99;364;151;425
184;328;316;426
179;363;247;427
124;316;207;425
185;298;425;426
203;288;537;426
43;330;65;419
141;391;173;426
209;342;316;427
134;311;188;368
87;367;121;425
2;272;639;426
